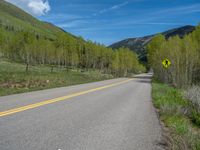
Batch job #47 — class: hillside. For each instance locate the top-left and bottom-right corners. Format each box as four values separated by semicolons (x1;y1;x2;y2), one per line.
0;0;73;39
109;25;195;63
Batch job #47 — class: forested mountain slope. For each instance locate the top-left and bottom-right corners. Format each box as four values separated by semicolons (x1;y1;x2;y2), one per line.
109;25;195;63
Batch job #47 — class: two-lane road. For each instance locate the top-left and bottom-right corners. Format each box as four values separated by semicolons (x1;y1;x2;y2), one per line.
0;73;163;150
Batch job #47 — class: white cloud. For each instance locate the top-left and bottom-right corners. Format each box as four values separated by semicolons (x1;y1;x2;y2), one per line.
58;20;86;28
5;0;50;16
93;1;129;16
28;0;50;16
111;2;128;10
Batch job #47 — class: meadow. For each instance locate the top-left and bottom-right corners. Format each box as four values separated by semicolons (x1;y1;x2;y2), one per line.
0;60;113;96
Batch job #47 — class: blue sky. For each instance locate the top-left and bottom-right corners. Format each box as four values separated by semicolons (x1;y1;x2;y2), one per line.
6;0;200;45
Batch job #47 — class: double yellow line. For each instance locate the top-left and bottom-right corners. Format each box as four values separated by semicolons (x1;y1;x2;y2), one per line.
0;79;133;117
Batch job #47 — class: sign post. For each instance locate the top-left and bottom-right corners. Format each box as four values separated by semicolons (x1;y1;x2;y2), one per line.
162;59;171;69
162;58;171;82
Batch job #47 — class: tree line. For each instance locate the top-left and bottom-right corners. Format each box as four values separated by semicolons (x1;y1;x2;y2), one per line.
147;25;200;88
0;26;145;76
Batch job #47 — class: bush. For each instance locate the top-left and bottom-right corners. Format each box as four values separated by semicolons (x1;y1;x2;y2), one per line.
184;86;200;112
191;110;200;127
184;86;200;127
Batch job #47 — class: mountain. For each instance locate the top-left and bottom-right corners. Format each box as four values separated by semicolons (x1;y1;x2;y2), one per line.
0;0;74;39
109;25;196;63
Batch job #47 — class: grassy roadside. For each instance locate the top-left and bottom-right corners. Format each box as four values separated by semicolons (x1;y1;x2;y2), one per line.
0;60;113;96
152;80;200;150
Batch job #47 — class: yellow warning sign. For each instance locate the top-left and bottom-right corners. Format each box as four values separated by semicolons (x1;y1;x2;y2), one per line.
162;59;171;68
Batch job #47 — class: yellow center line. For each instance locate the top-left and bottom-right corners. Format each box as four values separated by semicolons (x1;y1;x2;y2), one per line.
0;79;133;117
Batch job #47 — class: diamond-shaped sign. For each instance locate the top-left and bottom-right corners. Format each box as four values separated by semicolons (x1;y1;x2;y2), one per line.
162;59;171;68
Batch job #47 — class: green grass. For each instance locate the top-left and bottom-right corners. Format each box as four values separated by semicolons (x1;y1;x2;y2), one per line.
165;116;189;135
152;80;200;150
0;60;113;96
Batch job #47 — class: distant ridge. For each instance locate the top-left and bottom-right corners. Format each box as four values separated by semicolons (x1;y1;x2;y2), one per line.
109;25;196;63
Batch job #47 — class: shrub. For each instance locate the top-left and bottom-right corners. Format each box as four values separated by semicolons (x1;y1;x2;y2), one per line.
191;110;200;127
184;86;200;127
184;86;200;112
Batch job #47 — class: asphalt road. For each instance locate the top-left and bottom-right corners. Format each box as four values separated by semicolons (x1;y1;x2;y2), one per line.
0;73;163;150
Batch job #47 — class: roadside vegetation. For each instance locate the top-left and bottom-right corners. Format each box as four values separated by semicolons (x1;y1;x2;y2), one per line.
0;60;113;96
148;25;200;150
0;25;145;77
184;86;200;127
147;25;200;88
152;81;200;150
